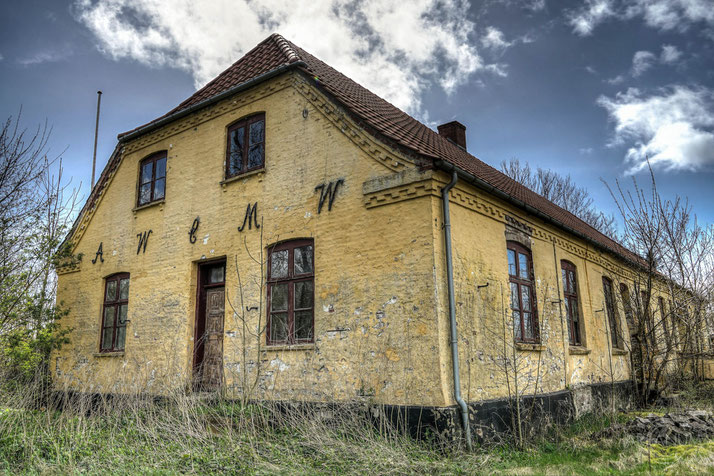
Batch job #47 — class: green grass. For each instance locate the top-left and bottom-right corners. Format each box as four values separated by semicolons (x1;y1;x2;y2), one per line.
3;398;714;475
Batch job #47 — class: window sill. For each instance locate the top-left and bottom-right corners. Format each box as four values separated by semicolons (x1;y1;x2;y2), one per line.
264;343;315;352
220;168;265;187
515;342;545;352
569;346;591;355
93;352;124;358
133;200;165;213
612;348;628;356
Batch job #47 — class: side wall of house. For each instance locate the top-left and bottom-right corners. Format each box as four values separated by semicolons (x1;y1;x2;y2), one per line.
53;72;447;406
425;171;686;406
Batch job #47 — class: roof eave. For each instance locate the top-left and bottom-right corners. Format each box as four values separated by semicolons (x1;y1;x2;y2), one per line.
434;159;641;270
118;61;307;143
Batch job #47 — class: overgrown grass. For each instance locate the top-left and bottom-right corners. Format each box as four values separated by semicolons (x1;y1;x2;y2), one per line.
3;383;714;474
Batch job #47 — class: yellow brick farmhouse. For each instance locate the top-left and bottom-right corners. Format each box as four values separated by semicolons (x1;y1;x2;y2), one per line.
53;34;702;437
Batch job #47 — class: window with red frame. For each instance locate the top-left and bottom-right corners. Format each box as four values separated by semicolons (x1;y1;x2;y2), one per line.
137;152;166;206
561;260;582;346
100;273;130;352
226;113;265;179
507;241;539;342
267;239;314;345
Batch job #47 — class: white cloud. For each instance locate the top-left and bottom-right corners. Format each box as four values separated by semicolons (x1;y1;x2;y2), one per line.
660;44;682;63
73;0;499;115
597;86;714;172
526;0;546;11
579;147;594;154
481;27;512;52
17;50;71;66
568;0;714;36
568;0;615;36
631;50;656;76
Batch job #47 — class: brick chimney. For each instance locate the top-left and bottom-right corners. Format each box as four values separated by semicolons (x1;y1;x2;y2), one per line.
437;121;467;150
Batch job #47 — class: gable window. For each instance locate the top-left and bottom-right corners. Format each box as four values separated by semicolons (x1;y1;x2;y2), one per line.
100;273;130;352
267;239;314;345
226;113;265;179
137;152;166;206
561;260;582;346
507;241;539;343
602;277;622;349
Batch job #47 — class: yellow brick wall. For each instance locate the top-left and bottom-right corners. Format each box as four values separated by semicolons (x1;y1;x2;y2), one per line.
54;72;445;405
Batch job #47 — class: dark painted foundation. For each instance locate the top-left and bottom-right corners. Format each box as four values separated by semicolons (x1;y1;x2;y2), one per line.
51;380;633;445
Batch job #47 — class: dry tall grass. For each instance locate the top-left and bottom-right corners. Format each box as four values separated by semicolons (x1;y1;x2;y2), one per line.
5;370;714;474
0;369;487;474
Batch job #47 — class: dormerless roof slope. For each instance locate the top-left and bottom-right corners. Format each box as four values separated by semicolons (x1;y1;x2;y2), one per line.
115;33;637;265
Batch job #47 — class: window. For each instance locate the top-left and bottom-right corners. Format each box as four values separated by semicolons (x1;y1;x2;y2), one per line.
620;284;634;332
602;277;621;349
137;152;166;206
267;239;314;345
226;113;265;179
507;242;539;342
641;290;657;352
100;273;130;352
659;297;672;349
561;261;582;346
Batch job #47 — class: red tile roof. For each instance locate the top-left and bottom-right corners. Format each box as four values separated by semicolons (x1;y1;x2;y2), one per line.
117;33;637;264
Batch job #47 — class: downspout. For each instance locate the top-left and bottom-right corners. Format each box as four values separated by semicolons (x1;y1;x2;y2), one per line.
442;171;473;451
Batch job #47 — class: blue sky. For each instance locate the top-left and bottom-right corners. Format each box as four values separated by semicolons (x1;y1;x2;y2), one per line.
1;0;713;226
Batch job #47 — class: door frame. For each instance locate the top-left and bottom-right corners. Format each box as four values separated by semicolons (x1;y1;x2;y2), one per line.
192;258;226;388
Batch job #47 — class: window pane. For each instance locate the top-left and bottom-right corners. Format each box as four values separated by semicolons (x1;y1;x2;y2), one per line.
571;298;579;323
295;281;313;309
103;306;116;327
524;312;534;339
294;245;313;275
510;282;519;310
141;162;153;184
564;297;570;319
247;144;264;169
119;278;130;300
155;157;166;179
106;281;117;301
513;311;522;340
209;266;224;284
521;286;531;311
101;327;113;350
270;250;288;278
228;127;244;175
561;269;567;293
118;304;128;325
116;326;126;350
249;120;264;145
271;284;288;312
139;183;151;205
507;249;516;276
518;253;529;280
568;271;576;293
270;313;288;342
153;178;165;200
295;311;313;340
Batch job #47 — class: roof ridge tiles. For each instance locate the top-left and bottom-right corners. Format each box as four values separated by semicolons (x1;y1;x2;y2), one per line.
270;33;302;63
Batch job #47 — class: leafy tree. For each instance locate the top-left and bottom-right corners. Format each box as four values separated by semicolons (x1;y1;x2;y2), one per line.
0;110;78;390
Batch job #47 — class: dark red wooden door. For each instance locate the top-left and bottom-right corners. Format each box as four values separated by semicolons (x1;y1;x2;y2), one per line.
200;288;225;389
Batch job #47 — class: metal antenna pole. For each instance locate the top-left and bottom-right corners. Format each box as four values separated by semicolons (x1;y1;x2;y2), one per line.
91;90;102;188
